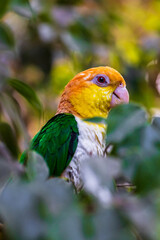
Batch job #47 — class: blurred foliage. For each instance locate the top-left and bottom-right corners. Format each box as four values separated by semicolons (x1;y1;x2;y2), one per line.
0;0;160;240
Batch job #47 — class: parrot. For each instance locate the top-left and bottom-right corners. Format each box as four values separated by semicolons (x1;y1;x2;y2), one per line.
20;66;129;190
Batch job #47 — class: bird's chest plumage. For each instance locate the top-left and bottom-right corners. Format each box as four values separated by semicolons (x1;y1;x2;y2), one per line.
63;117;106;190
75;117;106;157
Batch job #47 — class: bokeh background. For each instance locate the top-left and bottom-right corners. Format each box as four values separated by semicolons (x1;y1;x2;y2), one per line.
1;0;160;148
1;0;160;240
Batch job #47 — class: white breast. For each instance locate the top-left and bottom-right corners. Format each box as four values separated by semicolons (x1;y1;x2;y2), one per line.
62;117;106;191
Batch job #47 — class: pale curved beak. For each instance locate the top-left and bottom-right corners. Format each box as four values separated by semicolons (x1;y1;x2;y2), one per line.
110;85;129;108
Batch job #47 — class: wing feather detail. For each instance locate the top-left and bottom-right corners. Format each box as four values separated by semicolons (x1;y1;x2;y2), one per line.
20;114;79;176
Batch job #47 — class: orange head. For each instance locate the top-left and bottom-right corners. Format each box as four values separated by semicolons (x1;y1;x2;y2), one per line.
57;66;129;118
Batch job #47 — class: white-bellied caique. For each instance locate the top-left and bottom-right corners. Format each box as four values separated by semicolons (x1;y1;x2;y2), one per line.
20;66;129;190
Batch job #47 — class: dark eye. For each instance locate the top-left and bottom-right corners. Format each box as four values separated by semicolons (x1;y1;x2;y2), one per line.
92;74;109;87
97;76;106;83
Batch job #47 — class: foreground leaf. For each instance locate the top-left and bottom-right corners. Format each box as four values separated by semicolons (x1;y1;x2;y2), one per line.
26;151;49;181
106;103;148;144
8;78;42;114
0;0;10;18
0;22;14;49
0;122;19;158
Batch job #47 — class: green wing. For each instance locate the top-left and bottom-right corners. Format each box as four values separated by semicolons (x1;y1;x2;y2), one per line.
20;114;79;176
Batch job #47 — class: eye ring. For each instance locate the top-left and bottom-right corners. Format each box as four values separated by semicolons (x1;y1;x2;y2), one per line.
92;74;109;87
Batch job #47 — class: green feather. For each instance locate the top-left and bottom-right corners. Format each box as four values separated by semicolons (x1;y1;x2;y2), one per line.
20;114;79;176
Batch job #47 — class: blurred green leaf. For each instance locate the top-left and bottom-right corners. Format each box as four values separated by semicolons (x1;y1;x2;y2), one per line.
142;117;160;156
0;122;19;158
0;22;15;49
0;143;20;189
119;117;160;182
8;78;42;114
106;103;148;144
10;0;37;19
84;117;106;124
82;157;121;206
114;126;145;181
0;178;74;240
121;196;156;240
0;181;50;240
10;0;28;5
26;151;49;181
0;0;10;18
93;208;135;240
0;93;29;146
0;152;12;190
133;151;160;195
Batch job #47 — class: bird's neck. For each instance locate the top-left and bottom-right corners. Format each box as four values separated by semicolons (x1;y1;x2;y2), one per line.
56;94;109;119
56;97;82;117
